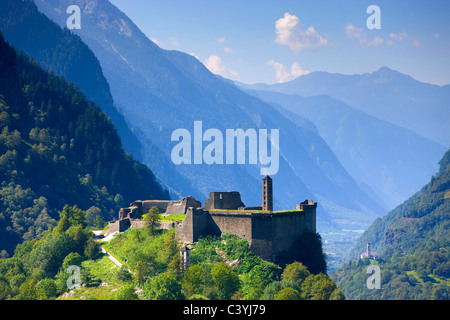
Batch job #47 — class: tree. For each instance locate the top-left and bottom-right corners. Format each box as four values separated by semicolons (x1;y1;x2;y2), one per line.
182;265;205;298
54;214;69;234
18;278;38;300
143;273;184;300
115;265;133;282
281;262;310;287
167;252;183;281
59;205;86;229
112;284;139;300
210;262;241;300
85;206;103;228
133;260;154;286
301;273;339;300
0;277;12;300
161;232;179;264
261;280;301;300
274;287;302;300
241;264;280;300
84;237;101;260
144;207;161;234
35;278;57;300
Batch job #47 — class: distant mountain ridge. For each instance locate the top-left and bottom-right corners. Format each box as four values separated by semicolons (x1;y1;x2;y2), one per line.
0;31;168;255
244;89;446;210
0;0;143;160
34;0;386;240
333;148;450;299
242;66;450;148
0;0;199;201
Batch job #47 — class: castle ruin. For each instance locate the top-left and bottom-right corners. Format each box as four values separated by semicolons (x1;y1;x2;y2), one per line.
106;176;317;262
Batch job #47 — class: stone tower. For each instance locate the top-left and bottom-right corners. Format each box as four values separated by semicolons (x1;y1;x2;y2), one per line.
180;245;191;270
262;175;273;211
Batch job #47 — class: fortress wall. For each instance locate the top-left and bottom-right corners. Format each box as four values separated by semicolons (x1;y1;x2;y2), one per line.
251;214;275;261
204;192;245;210
129;219;146;229
303;207;316;233
175;208;218;243
140;200;174;213
209;211;253;243
192;209;219;240
175;208;195;242
107;220;120;234
271;211;306;254
166;201;187;215
166;196;202;215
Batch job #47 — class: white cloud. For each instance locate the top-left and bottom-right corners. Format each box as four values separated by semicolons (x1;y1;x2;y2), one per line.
170;37;179;46
267;60;309;83
389;32;420;47
345;23;384;47
366;35;385;47
224;47;234;54
346;25;420;48
204;55;239;81
345;23;365;41
389;32;407;41
217;36;226;43
275;13;329;53
290;62;310;78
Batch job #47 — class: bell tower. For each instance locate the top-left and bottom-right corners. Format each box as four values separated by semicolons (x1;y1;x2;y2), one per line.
262;175;273;211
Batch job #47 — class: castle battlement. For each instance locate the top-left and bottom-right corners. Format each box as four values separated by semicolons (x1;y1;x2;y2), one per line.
107;176;317;262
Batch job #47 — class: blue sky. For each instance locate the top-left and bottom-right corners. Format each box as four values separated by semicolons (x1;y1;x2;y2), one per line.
109;0;450;85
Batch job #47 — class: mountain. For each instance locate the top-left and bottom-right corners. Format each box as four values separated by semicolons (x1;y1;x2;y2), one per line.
244;90;447;210
0;31;168;256
0;0;198;202
0;0;141;159
243;67;450;148
33;0;386;238
333;148;450;300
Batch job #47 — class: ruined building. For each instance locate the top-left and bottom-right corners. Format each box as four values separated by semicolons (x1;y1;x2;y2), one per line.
360;243;378;260
106;176;317;262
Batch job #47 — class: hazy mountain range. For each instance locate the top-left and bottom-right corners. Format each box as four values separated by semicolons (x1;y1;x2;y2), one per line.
334;148;449;299
243;67;450;148
32;0;389;238
242;89;446;210
0;0;438;267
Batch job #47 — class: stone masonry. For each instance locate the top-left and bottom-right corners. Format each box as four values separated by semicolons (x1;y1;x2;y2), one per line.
106;176;317;262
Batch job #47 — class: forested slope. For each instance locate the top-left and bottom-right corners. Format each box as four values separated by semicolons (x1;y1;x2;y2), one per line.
333;149;450;299
0;32;168;256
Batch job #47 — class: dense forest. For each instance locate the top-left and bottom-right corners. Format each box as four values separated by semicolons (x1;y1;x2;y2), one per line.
0;31;168;256
333;149;450;299
0;0;144;159
0;204;344;300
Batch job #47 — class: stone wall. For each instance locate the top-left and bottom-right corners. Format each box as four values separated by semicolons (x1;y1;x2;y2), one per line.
139;200;174;213
174;205;316;262
209;211;253;243
166;196;202;215
204;192;245;210
107;218;131;234
175;208;219;243
271;211;306;256
108;192;318;263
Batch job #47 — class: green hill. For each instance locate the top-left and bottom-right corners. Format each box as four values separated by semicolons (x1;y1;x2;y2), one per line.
333;149;450;300
0;31;168;256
